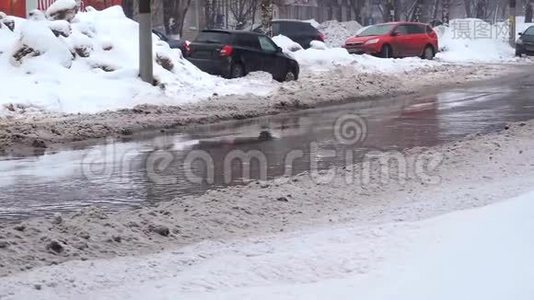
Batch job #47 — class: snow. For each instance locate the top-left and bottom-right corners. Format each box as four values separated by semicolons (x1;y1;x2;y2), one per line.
317;20;363;47
0;13;530;116
304;19;320;29
274;18;526;75
45;0;77;17
48;19;72;37
1;188;533;299
16;19;74;67
309;40;327;50
273;34;440;73
0;6;278;115
272;34;303;52
435;18;517;63
0;21;17;53
192;191;534;300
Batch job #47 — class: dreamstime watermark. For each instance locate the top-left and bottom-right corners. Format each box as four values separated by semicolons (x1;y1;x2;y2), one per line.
80;113;444;187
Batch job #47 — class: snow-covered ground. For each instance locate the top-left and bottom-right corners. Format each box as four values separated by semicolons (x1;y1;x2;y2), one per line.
272;35;441;73
0;7;529;117
1;118;534;298
2;157;534;299
0;8;532;152
434;19;518;63
0;6;277;114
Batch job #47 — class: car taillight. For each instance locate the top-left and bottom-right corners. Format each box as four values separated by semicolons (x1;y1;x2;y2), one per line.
219;45;233;57
185;40;191;51
184;40;191;56
318;33;325;41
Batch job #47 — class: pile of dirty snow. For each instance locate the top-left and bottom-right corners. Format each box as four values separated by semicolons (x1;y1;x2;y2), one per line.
317;20;363;47
435;18;517;63
0;6;276;115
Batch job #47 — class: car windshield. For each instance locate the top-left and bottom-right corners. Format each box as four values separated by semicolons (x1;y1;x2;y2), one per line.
195;31;231;44
357;24;395;37
524;26;534;36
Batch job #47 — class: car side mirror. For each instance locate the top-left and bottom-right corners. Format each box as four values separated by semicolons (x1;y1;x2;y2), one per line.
276;46;282;53
519;32;523;36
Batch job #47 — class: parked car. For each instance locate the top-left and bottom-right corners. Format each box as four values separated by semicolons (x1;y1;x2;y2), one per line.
253;19;325;49
152;29;191;57
516;25;534;56
187;30;299;81
343;22;438;59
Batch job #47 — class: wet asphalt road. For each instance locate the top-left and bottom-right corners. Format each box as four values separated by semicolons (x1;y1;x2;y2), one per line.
1;68;534;219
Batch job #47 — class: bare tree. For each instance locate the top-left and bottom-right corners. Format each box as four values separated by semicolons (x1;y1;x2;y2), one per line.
526;0;533;22
260;0;273;33
163;0;193;35
464;0;473;16
229;0;258;29
348;0;365;23
379;0;396;21
431;0;440;20
475;0;488;18
441;0;449;23
122;0;135;18
205;0;221;29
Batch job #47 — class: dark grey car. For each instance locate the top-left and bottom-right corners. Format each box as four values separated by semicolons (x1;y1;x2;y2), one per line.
187;30;299;81
516;25;534;56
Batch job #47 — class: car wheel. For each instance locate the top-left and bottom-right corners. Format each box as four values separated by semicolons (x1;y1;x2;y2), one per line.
515;50;523;57
422;46;434;60
379;45;393;58
284;69;297;82
230;63;245;78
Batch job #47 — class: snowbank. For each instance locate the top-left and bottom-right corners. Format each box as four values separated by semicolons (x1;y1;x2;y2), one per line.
311;18;522;64
0;7;277;115
176;191;534;300
1;187;533;299
273;34;440;74
317;20;363;47
435;18;517;63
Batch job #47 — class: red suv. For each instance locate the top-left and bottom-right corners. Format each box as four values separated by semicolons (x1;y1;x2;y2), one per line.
344;22;438;59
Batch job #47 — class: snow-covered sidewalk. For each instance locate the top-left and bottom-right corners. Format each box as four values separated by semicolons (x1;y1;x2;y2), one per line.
1;119;534;298
1;181;533;300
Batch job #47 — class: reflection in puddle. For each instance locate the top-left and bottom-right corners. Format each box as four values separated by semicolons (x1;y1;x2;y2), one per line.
0;84;532;220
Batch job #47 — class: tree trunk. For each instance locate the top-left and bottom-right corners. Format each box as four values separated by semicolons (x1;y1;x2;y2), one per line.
464;0;472;17
414;1;422;22
432;0;440;20
260;0;273;34
163;0;193;36
349;0;364;23
122;0;134;18
526;2;533;22
475;0;487;19
383;0;395;21
442;0;449;23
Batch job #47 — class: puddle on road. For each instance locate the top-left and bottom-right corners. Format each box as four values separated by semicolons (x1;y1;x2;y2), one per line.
1;85;532;220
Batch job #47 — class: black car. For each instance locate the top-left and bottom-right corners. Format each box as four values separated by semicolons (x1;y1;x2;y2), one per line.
187;30;299;81
254;19;324;49
516;25;534;56
152;29;191;57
